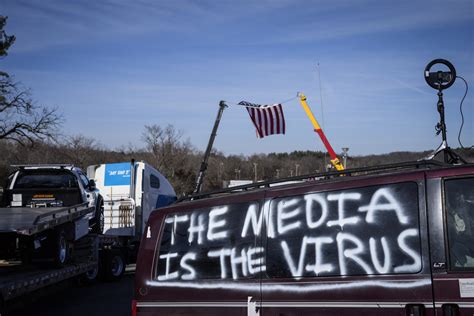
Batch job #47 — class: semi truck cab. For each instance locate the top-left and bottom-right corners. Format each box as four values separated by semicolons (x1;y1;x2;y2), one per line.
87;161;176;240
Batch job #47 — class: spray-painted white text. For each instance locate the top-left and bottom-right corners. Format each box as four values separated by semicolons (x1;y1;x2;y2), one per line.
157;185;421;281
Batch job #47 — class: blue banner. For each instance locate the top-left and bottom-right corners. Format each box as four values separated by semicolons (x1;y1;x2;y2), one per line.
104;163;132;186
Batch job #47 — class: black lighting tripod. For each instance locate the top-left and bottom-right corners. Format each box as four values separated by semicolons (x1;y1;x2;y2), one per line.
422;59;466;164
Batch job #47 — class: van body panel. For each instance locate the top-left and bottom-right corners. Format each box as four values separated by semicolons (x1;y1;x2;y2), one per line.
425;165;474;179
428;169;474;315
260;171;434;315
135;164;474;315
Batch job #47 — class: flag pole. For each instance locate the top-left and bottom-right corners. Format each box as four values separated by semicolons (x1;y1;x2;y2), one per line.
193;100;228;194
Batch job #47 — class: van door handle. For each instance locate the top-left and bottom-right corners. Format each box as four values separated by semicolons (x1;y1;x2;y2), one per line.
442;304;459;316
405;304;425;316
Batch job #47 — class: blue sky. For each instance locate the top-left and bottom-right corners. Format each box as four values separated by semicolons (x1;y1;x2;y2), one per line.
2;0;473;156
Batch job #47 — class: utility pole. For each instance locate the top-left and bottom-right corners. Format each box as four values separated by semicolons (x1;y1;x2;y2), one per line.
295;164;300;176
218;162;224;182
341;147;349;169
234;169;241;180
253;163;258;182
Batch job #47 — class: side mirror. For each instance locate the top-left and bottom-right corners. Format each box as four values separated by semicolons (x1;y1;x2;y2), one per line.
88;179;96;190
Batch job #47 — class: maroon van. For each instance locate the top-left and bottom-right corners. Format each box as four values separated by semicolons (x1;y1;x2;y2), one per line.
133;161;474;315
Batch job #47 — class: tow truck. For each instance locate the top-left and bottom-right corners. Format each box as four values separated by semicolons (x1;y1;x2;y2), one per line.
0;165;122;312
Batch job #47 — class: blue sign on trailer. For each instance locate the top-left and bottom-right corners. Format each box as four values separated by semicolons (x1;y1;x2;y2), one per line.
104;163;131;186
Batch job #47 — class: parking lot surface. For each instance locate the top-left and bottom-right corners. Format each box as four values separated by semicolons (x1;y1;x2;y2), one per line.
7;271;134;316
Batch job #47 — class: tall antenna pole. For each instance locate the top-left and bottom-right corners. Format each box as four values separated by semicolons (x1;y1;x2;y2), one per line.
317;62;328;168
193;101;227;194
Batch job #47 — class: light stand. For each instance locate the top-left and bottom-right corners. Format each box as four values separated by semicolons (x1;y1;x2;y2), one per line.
422;59;466;164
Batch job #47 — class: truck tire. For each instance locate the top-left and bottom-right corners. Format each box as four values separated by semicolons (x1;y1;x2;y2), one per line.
78;265;99;285
101;249;125;281
53;229;69;267
91;198;104;234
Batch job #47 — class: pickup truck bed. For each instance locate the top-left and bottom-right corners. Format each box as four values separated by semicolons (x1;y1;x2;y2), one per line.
0;204;94;236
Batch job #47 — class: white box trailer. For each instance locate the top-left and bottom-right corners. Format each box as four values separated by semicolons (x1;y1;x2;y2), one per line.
86;161;176;240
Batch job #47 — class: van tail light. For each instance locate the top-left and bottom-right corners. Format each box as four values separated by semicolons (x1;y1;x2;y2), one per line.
405;304;425;316
131;299;137;316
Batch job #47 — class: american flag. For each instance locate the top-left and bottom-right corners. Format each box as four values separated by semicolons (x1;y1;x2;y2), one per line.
239;101;286;138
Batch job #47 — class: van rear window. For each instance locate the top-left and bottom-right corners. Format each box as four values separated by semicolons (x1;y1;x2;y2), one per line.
445;177;474;270
266;182;422;278
156;201;264;281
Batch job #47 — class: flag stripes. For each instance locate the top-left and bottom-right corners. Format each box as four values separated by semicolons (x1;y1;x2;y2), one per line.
239;101;285;138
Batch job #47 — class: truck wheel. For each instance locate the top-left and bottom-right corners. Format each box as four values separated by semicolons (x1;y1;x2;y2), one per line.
101;250;125;281
54;229;69;267
92;200;104;234
78;265;99;285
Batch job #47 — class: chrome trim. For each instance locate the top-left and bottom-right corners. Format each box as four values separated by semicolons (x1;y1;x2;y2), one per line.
136;301;437;309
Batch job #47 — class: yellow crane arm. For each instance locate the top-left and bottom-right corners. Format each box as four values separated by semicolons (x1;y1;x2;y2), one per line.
298;92;344;171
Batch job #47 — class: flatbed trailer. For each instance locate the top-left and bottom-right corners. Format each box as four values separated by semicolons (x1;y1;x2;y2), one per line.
0;203;94;236
0;232;130;313
0;233;98;313
0;164;129;312
0;202;128;309
0;203;95;265
0;261;96;302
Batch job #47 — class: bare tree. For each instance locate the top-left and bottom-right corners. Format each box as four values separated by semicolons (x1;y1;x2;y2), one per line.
142;124;183;173
59;135;102;167
0;74;62;145
142;124;198;195
0;16;62;145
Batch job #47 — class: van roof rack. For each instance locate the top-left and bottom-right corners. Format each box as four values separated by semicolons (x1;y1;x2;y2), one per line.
181;160;451;202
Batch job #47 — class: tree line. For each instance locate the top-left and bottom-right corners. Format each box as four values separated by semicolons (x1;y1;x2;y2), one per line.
1;136;472;197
